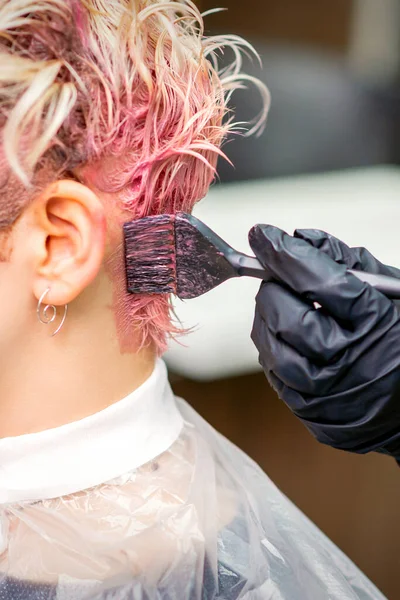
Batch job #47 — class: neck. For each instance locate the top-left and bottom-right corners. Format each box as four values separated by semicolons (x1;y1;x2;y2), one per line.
0;274;156;438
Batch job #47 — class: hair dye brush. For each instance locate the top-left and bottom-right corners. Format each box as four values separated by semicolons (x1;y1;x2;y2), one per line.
124;212;400;300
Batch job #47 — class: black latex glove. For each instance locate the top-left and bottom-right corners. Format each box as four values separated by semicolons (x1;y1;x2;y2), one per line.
249;225;400;461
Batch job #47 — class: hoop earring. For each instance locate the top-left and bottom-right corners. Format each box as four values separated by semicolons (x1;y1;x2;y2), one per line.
37;288;68;337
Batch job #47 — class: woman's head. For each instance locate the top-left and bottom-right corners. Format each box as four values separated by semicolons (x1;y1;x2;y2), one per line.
0;0;268;353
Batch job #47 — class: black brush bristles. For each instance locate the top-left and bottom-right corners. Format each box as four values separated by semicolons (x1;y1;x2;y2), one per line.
124;212;243;299
124;214;177;294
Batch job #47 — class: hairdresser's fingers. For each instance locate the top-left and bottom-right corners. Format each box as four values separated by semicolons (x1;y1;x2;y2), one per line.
265;370;342;428
252;311;343;396
249;224;389;326
294;229;400;278
265;370;380;452
268;370;400;457
255;281;400;390
263;369;305;415
294;229;364;269
255;281;356;362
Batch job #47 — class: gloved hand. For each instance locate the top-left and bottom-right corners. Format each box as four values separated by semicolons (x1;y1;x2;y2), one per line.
249;225;400;461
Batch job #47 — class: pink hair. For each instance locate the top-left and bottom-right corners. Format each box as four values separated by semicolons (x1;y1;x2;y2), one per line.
0;0;269;352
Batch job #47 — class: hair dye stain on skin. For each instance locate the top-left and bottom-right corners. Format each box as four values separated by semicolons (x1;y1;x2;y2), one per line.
105;241;177;355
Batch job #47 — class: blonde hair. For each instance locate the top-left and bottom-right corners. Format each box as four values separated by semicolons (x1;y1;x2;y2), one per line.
0;0;269;350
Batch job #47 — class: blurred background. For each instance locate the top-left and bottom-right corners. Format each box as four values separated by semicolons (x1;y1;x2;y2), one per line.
168;1;400;597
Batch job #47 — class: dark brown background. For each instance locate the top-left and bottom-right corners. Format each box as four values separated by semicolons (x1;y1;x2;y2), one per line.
198;0;352;51
175;2;400;597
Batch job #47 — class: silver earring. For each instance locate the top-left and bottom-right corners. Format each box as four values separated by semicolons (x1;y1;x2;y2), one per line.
37;288;68;337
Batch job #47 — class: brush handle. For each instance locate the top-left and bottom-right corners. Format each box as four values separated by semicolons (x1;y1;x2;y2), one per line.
232;254;400;300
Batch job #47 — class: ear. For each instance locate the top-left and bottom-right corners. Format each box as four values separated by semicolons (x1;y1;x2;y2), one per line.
29;179;107;306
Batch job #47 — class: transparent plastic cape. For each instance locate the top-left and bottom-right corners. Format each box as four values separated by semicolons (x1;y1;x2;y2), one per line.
0;398;385;600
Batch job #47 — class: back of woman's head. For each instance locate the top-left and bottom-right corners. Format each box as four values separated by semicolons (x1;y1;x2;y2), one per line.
0;0;268;351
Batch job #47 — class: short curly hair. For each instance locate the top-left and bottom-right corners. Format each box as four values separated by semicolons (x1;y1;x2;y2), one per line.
0;0;269;351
